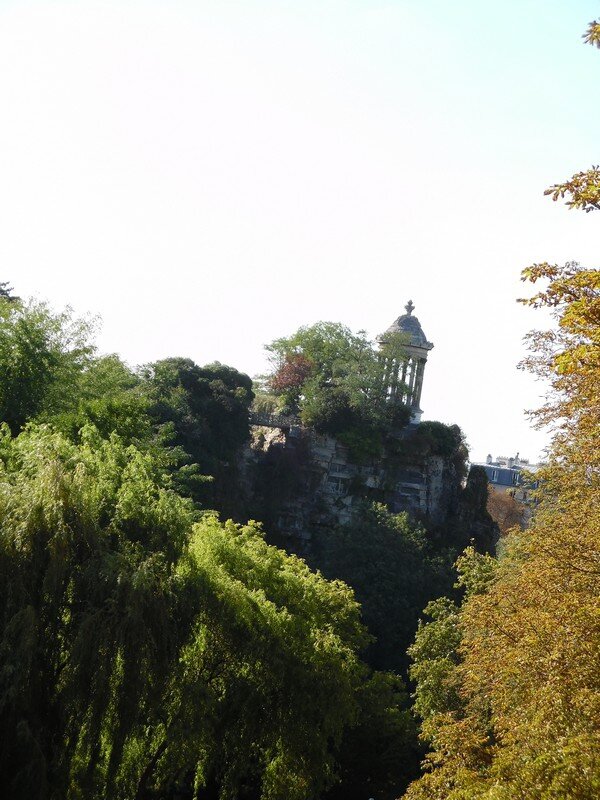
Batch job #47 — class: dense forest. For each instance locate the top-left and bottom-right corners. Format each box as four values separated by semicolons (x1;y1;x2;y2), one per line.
1;19;599;800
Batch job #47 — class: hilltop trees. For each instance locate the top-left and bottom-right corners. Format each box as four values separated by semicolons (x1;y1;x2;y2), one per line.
142;358;254;466
265;323;383;439
264;322;411;459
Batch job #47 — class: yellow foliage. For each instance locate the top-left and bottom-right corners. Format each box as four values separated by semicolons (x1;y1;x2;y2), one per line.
405;483;600;799
404;23;600;798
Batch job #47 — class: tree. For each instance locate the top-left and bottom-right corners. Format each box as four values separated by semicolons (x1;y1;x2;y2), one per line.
51;354;153;443
265;322;410;460
402;21;600;800
309;503;443;798
268;352;314;406
519;260;599;470
404;550;498;800
324;672;420;800
311;503;446;674
0;281;16;301
142;358;254;513
266;322;380;410
486;486;526;534
0;423;373;800
0;298;96;433
408;597;463;727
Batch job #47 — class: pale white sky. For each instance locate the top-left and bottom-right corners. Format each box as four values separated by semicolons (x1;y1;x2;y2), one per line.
1;0;598;462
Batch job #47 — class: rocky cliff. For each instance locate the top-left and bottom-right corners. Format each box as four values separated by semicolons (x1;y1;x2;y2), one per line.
241;418;498;557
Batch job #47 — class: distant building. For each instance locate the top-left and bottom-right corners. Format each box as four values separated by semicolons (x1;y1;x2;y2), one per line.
471;453;543;504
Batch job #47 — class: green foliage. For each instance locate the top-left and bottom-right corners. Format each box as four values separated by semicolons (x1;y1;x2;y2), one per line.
394;422;468;481
0;298;96;432
251;391;280;415
311;503;446;673
461;466;488;512
303;383;384;460
408;546;497;722
310;502;472;798
454;545;497;598
44;354;214;506
179;515;369;800
409;597;462;726
408;547;497;760
142;357;254;512
267;322;376;400
51;355;153;445
0;424;196;799
0;424;373;800
416;422;466;459
326;671;420;800
144;358;254;464
265;322;410;461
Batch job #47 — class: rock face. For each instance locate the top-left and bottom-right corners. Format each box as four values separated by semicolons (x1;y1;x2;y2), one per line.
241;419;496;555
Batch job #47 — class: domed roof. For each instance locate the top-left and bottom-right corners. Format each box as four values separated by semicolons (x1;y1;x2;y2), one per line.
380;300;433;349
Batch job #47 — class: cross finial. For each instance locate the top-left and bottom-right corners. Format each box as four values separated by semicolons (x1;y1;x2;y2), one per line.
405;299;415;315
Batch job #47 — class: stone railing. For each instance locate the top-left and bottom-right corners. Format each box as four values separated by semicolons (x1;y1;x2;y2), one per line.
249;411;302;429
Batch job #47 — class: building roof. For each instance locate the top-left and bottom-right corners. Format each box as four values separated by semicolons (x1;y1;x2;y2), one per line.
470;461;542;488
380;300;433;349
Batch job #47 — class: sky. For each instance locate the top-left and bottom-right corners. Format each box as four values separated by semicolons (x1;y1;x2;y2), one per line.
1;0;598;462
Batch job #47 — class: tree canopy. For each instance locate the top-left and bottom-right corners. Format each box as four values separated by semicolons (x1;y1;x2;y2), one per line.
311;503;447;674
141;357;254;513
264;322;411;460
0;298;96;433
0;423;375;800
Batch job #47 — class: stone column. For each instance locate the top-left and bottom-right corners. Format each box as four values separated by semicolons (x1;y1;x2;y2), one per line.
407;357;417;405
413;359;426;408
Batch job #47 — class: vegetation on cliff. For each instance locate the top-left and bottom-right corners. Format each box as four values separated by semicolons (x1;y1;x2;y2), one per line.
263;322;411;460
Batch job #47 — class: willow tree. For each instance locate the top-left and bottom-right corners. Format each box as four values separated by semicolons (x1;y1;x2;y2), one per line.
0;424;370;800
404;19;600;800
